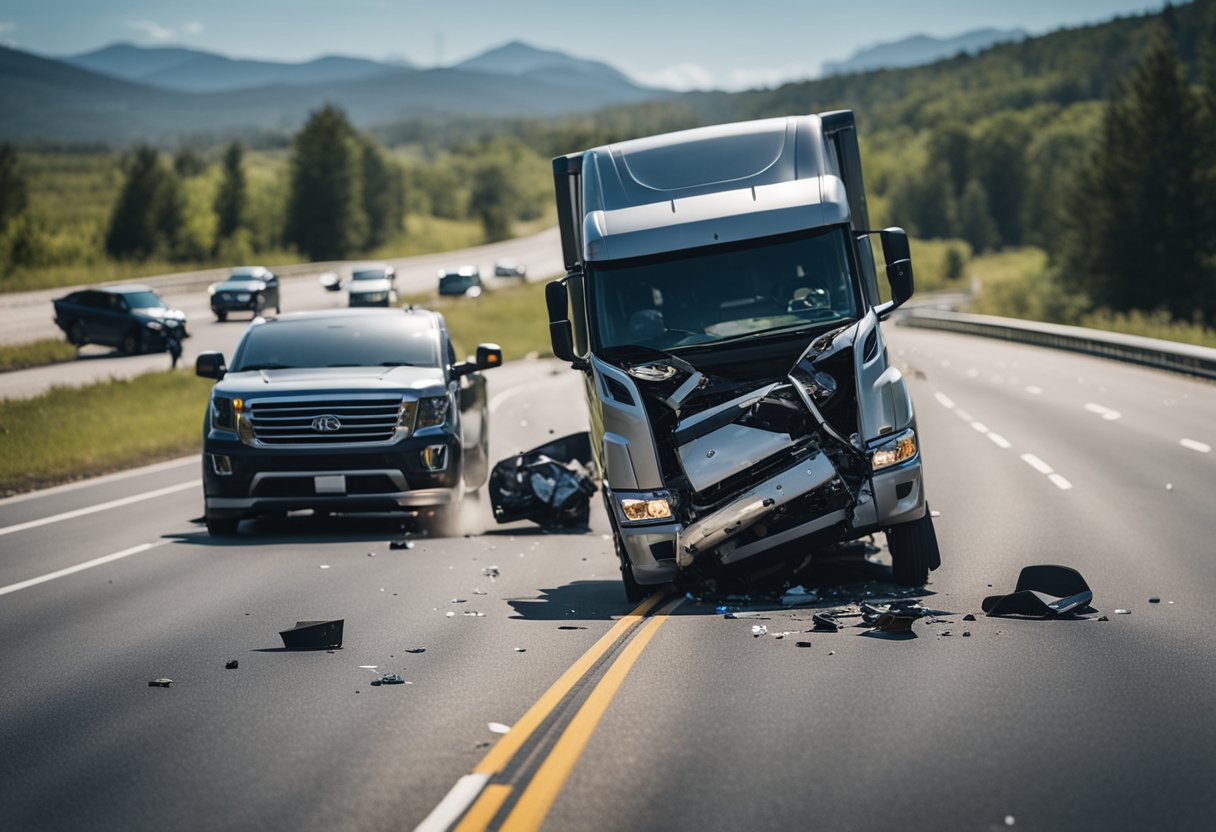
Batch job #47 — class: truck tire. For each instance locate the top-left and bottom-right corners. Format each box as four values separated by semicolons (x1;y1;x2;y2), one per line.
205;512;240;536
604;492;653;603
887;510;941;587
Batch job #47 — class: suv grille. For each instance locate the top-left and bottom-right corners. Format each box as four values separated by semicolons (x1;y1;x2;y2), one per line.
249;396;406;446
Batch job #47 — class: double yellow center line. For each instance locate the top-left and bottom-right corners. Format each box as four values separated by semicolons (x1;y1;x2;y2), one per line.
417;592;680;832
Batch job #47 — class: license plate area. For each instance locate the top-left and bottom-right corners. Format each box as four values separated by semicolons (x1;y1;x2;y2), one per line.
314;475;347;494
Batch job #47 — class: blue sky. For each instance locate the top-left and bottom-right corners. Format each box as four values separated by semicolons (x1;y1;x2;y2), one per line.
0;0;1170;90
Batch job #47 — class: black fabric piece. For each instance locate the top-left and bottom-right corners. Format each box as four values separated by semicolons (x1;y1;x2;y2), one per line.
982;564;1094;618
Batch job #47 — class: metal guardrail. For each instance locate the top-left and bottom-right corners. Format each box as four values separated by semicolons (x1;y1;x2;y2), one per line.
898;308;1216;381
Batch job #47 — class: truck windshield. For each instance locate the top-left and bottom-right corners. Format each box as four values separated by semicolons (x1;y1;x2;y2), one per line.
588;227;861;351
231;316;439;370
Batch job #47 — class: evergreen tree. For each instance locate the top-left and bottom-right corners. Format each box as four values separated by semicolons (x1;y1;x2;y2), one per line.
214;141;247;243
1061;26;1207;320
971;115;1029;247
469;159;515;242
173;147;207;178
957;179;999;254
0;143;27;234
360;138;405;250
284;105;367;261
105;146;181;261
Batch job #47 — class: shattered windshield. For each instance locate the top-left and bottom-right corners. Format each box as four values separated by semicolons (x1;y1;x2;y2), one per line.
588;227;861;351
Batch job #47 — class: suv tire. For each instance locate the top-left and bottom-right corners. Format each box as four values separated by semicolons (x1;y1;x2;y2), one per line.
121;330;141;355
887;510;941;587
205;513;240;536
67;320;86;346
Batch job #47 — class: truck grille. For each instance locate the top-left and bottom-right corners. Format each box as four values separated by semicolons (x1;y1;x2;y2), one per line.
248;396;406;446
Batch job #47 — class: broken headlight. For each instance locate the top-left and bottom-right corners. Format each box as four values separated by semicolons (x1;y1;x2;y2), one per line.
871;428;917;470
619;496;673;523
416;396;450;428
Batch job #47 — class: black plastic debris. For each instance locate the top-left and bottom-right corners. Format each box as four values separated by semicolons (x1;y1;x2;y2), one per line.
489;432;597;528
963;613;977;621
404;647;426;654
225;660;239;669
558;625;588;630
389;539;414;550
370;674;406;686
279;619;344;649
1149;596;1161;604
148;678;173;688
860;600;926;632
812;613;841;632
796;641;813;648
982;565;1093;618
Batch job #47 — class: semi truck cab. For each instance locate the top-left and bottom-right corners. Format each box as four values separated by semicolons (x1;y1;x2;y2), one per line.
546;111;941;600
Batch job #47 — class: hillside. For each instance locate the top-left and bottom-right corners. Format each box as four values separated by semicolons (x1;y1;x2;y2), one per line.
821;27;1028;75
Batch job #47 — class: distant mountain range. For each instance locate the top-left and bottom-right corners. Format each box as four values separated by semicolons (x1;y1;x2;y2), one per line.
821;27;1028;76
0;41;665;142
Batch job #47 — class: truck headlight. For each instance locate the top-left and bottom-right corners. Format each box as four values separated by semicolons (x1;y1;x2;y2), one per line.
211;397;242;431
416;396;449;428
871;429;917;470
620;497;673;523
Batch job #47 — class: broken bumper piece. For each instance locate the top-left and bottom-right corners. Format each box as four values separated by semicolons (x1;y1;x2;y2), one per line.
489;432;598;528
676;451;841;566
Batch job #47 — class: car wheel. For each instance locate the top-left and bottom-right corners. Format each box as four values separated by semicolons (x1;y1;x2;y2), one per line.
215;311;227;322
120;330;141;355
886;509;941;587
205;512;240;536
67;321;86;346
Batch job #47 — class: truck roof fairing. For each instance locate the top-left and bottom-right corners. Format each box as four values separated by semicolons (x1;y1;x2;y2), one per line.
579;115;852;262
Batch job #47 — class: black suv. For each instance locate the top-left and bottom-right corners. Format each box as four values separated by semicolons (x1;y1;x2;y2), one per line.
195;308;501;535
209;266;281;321
53;285;188;354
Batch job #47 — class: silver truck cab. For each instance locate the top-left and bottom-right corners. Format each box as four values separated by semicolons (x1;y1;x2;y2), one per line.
546;111;940;599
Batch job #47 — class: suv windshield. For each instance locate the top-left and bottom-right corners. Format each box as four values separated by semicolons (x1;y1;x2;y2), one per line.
352;270;386;281
588;227;860;351
231;316;439;370
122;291;166;309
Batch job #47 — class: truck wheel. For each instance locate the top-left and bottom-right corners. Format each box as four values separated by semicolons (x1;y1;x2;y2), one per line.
121;331;141;354
886;510;941;587
67;321;86;346
606;503;651;603
205;513;240;536
215;311;227;322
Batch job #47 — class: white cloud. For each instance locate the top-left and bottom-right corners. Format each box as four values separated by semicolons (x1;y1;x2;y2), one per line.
724;64;817;92
126;20;174;40
183;22;204;35
634;63;717;92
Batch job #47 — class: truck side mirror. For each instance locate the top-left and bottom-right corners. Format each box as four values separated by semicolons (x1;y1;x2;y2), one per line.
196;351;226;380
875;227;914;317
546;281;577;364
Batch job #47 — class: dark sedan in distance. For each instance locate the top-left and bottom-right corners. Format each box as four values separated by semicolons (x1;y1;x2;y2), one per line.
209;266;281;321
52;285;188;354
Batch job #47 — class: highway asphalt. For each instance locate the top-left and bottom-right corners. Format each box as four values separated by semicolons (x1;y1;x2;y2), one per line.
2;320;1214;831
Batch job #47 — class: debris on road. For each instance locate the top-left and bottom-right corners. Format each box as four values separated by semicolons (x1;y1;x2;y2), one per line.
319;564;330;570
488;722;511;734
404;648;426;654
963;631;971;637
963;613;976;621
483;566;500;579
148;678;173;688
279;619;344;649
451;598;467;604
982;565;1094;618
751;624;768;637
558;625;588;630
389;539;415;550
370;674;408;687
514;647;527;652
812;613;841;632
488;432;598;528
1097;615;1110;621
225;660;239;669
1114;609;1131;615
796;641;812;648
1149;596;1161;604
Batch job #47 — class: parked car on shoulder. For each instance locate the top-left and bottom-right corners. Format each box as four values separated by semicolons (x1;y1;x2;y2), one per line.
195;307;502;536
52;285;188;354
438;266;482;298
494;259;527;279
348;264;398;307
209;266;280;321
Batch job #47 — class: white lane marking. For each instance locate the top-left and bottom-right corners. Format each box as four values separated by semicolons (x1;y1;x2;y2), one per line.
1180;438;1211;454
0;480;199;538
413;773;490;832
955;408;973;422
489;384;534;414
0;455;199;508
1048;474;1073;491
1025;385;1043;395
969;421;989;434
987;432;1012;449
1084;402;1122;421
1021;454;1054;475
0;540;168;597
934;392;955;409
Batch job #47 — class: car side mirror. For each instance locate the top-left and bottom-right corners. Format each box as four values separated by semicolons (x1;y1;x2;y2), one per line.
453;343;503;378
874;227;915;317
196;351;227;380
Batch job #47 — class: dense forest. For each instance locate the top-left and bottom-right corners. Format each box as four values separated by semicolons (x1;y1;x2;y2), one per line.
1;1;1213;339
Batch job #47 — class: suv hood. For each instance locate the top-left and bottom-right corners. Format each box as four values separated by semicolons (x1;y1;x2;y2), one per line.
215;365;446;397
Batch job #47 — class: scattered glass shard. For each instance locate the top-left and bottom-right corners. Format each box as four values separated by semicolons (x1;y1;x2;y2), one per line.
488;722;511;734
751;624;768;637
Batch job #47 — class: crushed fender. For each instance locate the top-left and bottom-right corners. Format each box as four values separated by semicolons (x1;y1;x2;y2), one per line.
489;432;598;528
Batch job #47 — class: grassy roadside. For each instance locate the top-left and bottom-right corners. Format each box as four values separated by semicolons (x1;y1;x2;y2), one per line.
0;339;79;373
0;372;213;496
405;279;553;360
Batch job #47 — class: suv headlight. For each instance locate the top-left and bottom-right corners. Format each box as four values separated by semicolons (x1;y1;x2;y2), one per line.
145;320;164;331
619;494;673;523
871;428;917;470
211;396;242;432
416;396;450;428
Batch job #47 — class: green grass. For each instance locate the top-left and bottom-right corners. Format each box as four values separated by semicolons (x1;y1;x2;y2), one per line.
0;371;213;496
405;280;553;361
0;338;78;372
